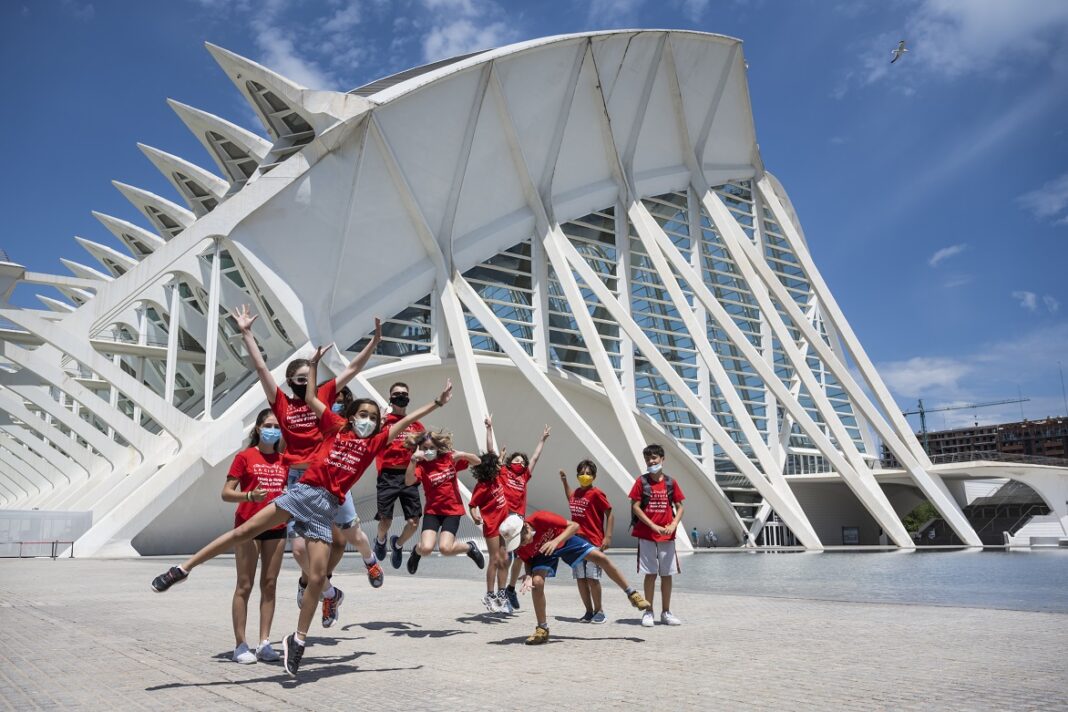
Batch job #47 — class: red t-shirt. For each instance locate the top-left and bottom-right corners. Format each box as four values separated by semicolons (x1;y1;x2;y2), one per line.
500;464;532;515
515;510;570;562
228;447;287;529
629;475;686;542
568;486;612;547
271;380;338;467
298;409;391;504
414;453;470;516
375;412;424;472
469;479;509;536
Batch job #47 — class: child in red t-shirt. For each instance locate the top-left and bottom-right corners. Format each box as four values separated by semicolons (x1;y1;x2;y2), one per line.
468;452;511;613
559;459;613;624
224;408;288;664
483;414;551;611
630;444;686;628
403;429;484;574
499;511;651;645
152;344;453;678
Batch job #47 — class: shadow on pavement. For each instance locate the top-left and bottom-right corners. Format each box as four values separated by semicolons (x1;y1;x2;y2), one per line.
345;621;422;631
146;653;425;689
488;634;645;646
455;612;511;625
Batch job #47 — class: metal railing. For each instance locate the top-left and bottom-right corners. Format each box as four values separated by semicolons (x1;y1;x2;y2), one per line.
4;541;75;559
928;451;1068;467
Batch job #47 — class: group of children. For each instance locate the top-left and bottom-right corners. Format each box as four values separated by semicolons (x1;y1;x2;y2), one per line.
151;309;686;677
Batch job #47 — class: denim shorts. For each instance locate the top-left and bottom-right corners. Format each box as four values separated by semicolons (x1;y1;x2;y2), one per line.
530;535;595;578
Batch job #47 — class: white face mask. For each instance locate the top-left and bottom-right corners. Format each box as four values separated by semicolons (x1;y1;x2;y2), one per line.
648;463;662;474
352;417;375;437
422;448;438;461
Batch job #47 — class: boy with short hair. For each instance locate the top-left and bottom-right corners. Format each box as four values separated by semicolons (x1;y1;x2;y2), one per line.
630;443;685;627
499;511;650;645
559;460;613;623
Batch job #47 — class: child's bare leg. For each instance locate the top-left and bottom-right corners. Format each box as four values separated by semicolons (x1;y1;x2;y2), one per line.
590;579;603;612
576;578;593;613
257;538;285;643
508;556;523;586
661;575;673;613
643;574;657;608
485;538;500;590
496;548;509;590
437;531;469;556
531;573;548;626
295;539;332;638
584;550;631;592
415;529;437;556
326;529;346;574
182;505;289;571
347;525;373;560
232;539;257;646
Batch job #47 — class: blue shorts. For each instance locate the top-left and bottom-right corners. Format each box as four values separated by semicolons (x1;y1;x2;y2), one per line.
530;535;595;578
286;467;357;537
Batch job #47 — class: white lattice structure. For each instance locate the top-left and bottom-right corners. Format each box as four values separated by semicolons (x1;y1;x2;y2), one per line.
3;30;1065;556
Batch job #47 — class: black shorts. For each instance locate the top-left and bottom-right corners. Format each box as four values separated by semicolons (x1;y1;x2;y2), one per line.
376;468;423;521
255;528;287;541
421;514;461;535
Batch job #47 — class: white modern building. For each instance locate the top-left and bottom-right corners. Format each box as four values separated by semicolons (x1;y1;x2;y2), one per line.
1;30;1065;556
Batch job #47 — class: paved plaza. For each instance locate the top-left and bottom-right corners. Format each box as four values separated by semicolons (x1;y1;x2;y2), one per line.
1;556;1066;711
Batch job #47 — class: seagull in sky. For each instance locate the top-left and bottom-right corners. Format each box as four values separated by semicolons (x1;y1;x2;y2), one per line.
890;40;908;64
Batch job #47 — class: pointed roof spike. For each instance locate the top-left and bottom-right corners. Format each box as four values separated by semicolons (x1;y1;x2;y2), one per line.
59;258;112;282
55;285;95;305
73;236;138;278
137;143;228;216
36;295;76;313
111;181;195;240
166;99;272;185
90;212;167;259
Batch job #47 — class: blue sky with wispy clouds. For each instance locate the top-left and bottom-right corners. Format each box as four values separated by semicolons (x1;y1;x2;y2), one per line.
2;0;1066;429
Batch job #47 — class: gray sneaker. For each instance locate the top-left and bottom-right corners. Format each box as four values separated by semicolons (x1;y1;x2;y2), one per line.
232;642;256;664
496;589;513;614
256;641;280;662
590;610;607;624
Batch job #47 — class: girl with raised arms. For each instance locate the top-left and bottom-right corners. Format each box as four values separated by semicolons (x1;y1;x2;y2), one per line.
151;341;453;678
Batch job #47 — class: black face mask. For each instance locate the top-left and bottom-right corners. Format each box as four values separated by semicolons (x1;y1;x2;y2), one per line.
390;394;410;408
289;381;308;400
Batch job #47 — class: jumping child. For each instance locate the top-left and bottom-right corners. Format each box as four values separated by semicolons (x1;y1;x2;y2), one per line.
559;460;613;623
151;343;453;677
403;430;485;574
225;408;288;663
498;511;651;645
372;382;425;570
468;451;511;612
484;415;550;610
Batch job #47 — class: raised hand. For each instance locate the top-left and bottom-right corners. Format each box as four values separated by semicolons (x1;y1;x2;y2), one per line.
436;379;453;406
372;317;383;343
232;304;258;333
484;414;493;429
309;344;330;365
541;425;552;440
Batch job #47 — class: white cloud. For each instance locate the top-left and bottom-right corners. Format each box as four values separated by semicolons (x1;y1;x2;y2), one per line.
322;2;361;33
674;0;710;23
587;0;644;27
943;274;972;288
1012;290;1038;311
1017;172;1068;224
419;0;518;63
928;243;967;267
880;356;972;399
251;20;336;88
1043;295;1060;313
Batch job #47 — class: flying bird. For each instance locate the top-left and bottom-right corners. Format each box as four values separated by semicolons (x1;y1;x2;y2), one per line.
890;40;908;64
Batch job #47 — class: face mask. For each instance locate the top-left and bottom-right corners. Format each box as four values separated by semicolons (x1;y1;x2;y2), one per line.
422;448;438;461
648;463;662;474
352;417;375;437
509;462;525;474
390;394;410;408
289;381;307;400
259;427;282;444
331;403;345;414
577;474;594;488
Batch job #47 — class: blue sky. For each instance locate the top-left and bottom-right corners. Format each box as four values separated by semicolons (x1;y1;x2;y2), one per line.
2;0;1066;429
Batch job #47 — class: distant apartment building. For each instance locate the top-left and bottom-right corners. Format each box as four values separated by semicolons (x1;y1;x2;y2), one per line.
881;416;1068;467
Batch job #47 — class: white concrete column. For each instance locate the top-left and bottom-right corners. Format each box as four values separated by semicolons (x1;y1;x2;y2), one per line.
163;279;181;404
201;238;223;419
133;305;147;425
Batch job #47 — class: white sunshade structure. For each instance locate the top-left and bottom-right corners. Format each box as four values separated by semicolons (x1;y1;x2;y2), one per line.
1;29;1014;556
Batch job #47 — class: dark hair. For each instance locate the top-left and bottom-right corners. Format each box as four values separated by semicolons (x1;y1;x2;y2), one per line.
336;386;354;406
472;452;501;483
389;381;409;394
576;459;597;477
248;408;280;452
642;443;665;459
285;359;310;379
344;398;382;435
508;451;530;468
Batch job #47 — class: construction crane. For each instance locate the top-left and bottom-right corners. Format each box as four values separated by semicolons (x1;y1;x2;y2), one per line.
903;398;1030;452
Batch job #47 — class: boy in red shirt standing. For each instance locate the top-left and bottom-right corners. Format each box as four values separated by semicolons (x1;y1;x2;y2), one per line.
630;444;685;628
559;460;613;624
499;511;650;645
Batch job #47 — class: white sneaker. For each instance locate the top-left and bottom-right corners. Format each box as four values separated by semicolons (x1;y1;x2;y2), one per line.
496;590;513;614
232;642;256;664
641;611;655;628
256;640;280;662
482;592;501;613
661;611;682;626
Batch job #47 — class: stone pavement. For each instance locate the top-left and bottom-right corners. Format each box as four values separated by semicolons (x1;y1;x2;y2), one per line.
1;556;1066;711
